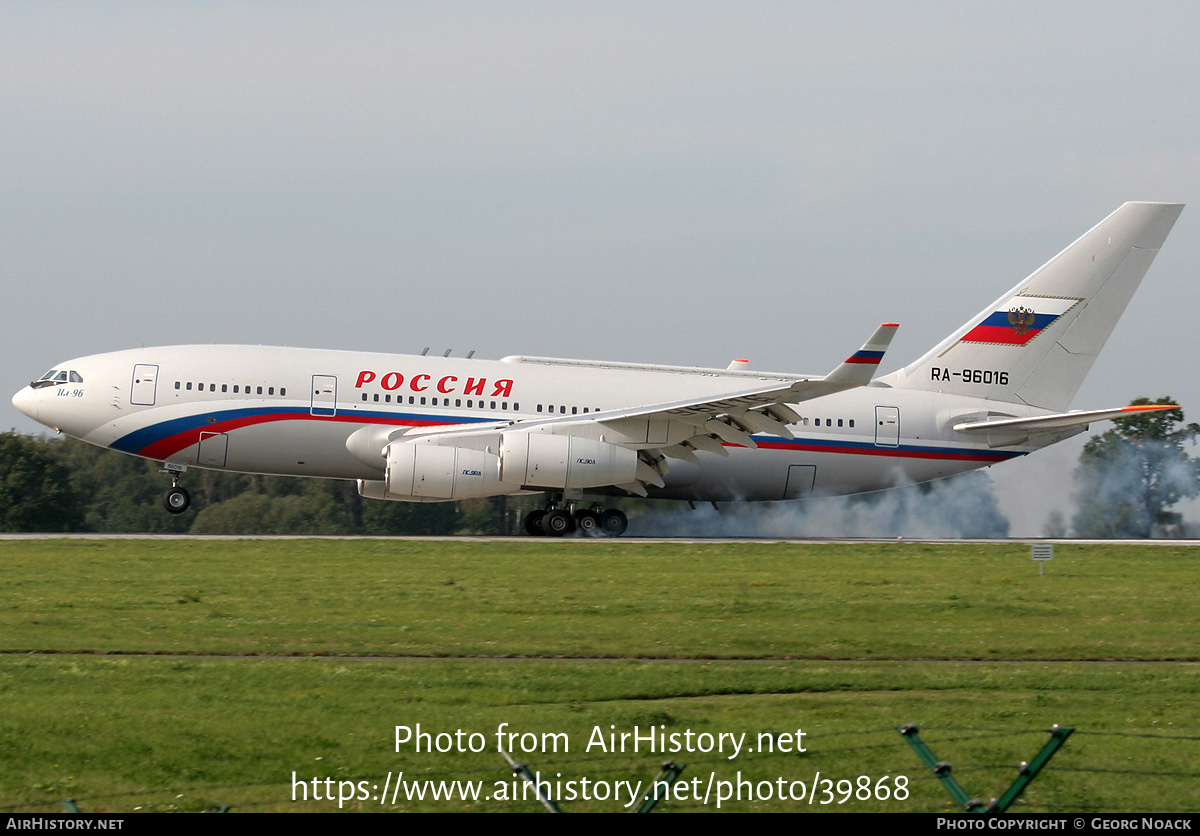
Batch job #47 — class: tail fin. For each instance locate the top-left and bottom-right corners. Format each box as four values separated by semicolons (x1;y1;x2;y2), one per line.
881;202;1184;410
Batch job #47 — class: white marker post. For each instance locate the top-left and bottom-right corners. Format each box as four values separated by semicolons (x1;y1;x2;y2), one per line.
1031;543;1054;576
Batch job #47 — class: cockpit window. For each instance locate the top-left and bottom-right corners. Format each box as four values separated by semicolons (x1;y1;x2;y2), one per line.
30;369;82;389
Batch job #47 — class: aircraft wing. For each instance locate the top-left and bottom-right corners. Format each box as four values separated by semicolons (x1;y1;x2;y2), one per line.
397;323;898;495
590;321;898;443
508;323;896;494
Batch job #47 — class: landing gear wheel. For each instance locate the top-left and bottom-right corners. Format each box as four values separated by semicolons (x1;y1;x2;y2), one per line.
163;486;191;514
524;510;547;536
575;509;601;537
541;509;573;537
599;509;628;537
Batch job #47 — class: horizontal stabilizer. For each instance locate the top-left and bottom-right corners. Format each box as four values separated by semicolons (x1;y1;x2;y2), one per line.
953;404;1174;435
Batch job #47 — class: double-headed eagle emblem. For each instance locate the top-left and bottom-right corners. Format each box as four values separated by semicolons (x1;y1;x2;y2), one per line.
1007;306;1036;336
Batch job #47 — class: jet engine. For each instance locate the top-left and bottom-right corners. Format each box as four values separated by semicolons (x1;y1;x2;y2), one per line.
380;439;521;500
499;431;637;489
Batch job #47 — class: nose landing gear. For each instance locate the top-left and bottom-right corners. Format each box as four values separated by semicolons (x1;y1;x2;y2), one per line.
160;463;191;514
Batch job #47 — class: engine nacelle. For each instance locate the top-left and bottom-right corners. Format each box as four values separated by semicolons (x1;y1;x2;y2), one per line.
357;479;452;503
499;431;637;489
381;439;521;500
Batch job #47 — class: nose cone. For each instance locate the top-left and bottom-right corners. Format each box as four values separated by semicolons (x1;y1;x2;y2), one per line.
11;386;39;422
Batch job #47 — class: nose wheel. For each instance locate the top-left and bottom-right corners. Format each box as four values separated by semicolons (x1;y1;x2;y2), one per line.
162;486;191;514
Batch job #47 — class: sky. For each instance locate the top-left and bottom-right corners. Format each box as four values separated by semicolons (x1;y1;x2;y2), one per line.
2;3;1197;535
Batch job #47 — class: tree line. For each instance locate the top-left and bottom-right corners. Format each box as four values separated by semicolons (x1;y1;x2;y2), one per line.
0;432;543;535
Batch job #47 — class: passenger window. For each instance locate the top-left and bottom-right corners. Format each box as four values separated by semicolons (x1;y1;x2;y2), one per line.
420;397;426;405
502;402;508;410
838;419;843;427
456;399;462;407
234;385;239;393
491;401;496;409
186;382;193;391
280;388;286;396
572;406;578;414
221;384;228;393
175;382;181;390
257;386;263;394
537;405;543;413
849;419;855;428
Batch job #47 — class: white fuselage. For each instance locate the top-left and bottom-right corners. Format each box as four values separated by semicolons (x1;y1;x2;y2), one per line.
12;344;1064;502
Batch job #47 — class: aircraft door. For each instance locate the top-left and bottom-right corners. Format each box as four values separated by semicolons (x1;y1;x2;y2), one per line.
311;375;337;416
782;464;816;499
875;406;900;447
197;432;229;468
130;364;159;406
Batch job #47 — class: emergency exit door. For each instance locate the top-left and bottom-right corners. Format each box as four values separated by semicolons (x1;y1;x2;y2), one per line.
875;406;900;447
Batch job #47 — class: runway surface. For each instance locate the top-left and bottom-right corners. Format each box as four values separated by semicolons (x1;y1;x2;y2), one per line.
2;534;1198;545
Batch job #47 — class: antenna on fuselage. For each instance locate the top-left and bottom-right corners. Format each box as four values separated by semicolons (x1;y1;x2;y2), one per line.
420;347;430;356
467;350;476;359
443;348;452;357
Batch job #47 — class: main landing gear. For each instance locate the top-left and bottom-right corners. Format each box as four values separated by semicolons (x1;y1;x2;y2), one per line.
160;464;191;514
524;504;628;537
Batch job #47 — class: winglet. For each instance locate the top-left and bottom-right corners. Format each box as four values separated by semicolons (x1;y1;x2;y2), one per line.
823;323;899;385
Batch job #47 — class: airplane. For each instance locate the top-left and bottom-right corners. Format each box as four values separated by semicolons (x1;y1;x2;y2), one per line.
11;202;1184;537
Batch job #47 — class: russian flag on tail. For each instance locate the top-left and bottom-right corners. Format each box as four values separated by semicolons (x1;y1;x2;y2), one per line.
960;295;1079;346
843;323;899;365
845;349;886;365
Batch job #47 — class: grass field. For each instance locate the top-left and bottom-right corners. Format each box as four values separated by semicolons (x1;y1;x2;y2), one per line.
1;539;1197;813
